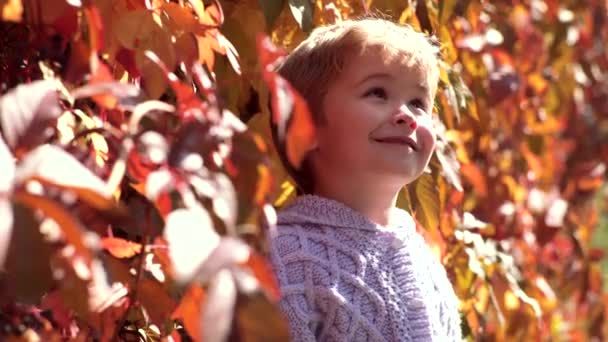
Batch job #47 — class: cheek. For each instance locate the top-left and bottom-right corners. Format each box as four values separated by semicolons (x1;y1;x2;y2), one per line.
417;119;437;150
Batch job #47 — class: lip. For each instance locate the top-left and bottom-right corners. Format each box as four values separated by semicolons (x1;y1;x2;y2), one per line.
372;136;418;151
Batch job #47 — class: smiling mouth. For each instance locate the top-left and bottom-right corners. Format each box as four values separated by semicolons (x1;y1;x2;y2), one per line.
372;137;418;151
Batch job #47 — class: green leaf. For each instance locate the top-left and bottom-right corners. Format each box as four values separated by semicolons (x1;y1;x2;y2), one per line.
410;173;439;231
288;0;313;33
258;0;285;31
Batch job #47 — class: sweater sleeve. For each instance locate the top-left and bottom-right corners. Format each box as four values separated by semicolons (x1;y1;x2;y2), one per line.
269;225;322;342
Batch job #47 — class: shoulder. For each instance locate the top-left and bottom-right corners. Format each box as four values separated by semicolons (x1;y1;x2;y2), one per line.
268;221;335;290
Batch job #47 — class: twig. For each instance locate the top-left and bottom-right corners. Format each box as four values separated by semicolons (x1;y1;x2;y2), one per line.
112;206;153;340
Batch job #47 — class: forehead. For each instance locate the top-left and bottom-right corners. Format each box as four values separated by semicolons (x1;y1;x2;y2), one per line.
338;47;436;89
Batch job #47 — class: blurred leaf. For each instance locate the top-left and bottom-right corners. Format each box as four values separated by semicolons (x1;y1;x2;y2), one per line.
434;134;463;191
0;136;14;267
83;5;104;53
3;203;54;304
172;284;206;342
233;291;290;342
101;237;142;258
15;144;111;198
164;207;219;283
287;0;313;33
101;253;176;327
202;269;236;342
461;162;487;197
1;0;22;22
13;192;93;264
438;0;457;27
72;77;141;109
259;0;285;30
243;252;280;301
0;80;62;154
257;36;316;170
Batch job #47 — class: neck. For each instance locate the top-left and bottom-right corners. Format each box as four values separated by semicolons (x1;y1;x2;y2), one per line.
313;173;401;226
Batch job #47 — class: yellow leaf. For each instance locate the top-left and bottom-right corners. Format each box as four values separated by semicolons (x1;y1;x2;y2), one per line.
411;173;439;230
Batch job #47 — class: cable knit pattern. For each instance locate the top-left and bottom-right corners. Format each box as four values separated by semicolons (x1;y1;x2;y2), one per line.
268;195;461;342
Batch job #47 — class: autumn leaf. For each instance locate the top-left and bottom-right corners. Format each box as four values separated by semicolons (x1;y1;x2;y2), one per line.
14;144;111;198
101;237;142;258
0;80;62;155
0;136;14;267
1;0;22;22
257;36;316;170
3;203;54;304
288;0;313;33
172;284;206;342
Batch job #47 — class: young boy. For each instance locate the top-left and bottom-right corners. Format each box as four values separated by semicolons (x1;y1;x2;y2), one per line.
268;18;462;341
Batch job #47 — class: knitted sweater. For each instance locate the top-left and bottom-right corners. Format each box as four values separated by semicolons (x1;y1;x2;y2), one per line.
268;195;461;342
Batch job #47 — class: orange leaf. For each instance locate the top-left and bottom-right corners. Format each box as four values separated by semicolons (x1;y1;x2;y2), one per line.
89;57;118;109
172;285;206;342
1;0;23;22
461;162;488;197
284;86;315;169
84;5;104;53
244;252;281;301
257;35;316;169
100;237;142;258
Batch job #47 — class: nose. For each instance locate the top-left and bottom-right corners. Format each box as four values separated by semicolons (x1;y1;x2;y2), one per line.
392;105;418;130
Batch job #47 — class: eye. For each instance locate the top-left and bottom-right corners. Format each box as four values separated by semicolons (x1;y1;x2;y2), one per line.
364;87;388;100
409;98;426;110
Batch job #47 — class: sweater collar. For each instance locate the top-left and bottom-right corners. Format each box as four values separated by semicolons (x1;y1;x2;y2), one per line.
277;194;415;233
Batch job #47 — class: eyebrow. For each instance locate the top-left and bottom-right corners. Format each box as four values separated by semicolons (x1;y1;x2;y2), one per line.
356;72;429;93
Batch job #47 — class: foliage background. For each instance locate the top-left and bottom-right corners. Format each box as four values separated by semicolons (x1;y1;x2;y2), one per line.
0;0;607;341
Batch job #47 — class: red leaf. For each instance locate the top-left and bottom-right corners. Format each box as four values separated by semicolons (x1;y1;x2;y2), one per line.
116;47;140;77
84;5;104;53
142;51;209;120
101;237;142;258
257;35;316;169
127;149;158;183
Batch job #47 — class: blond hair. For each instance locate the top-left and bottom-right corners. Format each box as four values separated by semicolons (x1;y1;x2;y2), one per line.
275;17;441;194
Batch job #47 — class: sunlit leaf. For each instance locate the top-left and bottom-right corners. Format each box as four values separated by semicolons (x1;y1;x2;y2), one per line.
201;269;237;342
164;207;219;283
0;136;14;267
15;144;111;198
1;0;22;22
101;237;142;258
288;0;313;33
410;173;439;231
0;80;62;154
438;0;457;27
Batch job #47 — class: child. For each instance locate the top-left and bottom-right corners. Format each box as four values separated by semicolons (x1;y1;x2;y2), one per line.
268;18;462;341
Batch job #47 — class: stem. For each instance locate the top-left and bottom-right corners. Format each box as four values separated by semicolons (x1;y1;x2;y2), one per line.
112;206;153;340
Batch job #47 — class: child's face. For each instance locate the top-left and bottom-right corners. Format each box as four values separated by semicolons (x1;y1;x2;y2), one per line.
311;48;437;187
